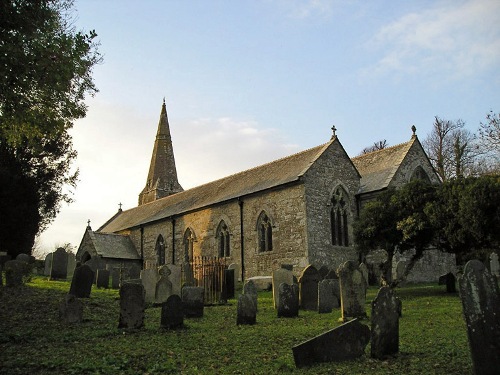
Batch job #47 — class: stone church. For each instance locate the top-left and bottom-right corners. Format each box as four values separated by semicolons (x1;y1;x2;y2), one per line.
76;100;441;280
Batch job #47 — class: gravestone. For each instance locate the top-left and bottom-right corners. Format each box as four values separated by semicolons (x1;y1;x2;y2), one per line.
110;268;120;289
161;294;184;329
237;293;257;325
59;294;83;324
318;265;329;280
490;252;499;278
272;266;294;309
118;282;145;330
44;253;53;276
277;283;299;318
228;263;240;282
318;279;339;313
359;263;369;290
67;253;76;279
224;268;235;300
165;264;182;297
292;319;370;368
16;253;31;263
438;272;456;293
128;264;141;280
140;268;159;303
182;286;204;318
50;248;69;280
155;274;173;304
243;280;258;310
371;286;400;359
458;260;500;375
247;276;272;291
338;261;367;321
299;265;321;311
394;260;406;282
96;269;110;289
69;264;94;298
5;260;26;287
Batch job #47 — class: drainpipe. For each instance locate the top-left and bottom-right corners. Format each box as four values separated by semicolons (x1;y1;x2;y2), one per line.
238;198;245;282
171;218;176;264
140;226;144;264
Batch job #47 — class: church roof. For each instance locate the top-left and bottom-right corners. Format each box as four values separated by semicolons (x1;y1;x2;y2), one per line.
99;139;336;233
351;137;416;194
88;231;140;259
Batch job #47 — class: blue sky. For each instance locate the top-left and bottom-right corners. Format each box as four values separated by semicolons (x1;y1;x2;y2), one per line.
38;0;500;254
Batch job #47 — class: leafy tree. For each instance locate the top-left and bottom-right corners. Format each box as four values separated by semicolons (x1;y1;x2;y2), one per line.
0;0;100;257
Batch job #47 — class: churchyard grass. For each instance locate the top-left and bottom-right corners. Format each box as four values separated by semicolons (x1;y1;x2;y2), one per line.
0;276;472;374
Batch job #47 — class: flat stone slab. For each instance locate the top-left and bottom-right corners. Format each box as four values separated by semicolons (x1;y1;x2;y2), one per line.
292;319;370;368
246;276;272;291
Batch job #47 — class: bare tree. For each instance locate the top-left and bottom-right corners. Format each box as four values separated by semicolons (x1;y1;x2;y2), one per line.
478;111;500;170
359;139;388;155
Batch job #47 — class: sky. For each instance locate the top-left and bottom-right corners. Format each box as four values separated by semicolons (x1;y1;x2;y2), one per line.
37;0;500;255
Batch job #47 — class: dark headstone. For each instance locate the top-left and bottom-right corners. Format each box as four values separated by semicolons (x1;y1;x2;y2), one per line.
182;286;204;318
16;253;31;263
237;293;257;325
438;272;456;293
458;260;500;375
118;282;145;330
5;260;27;287
50;248;68;280
338;261;367;321
318;266;329;280
96;269;110;289
318;279;339;313
59;294;83;324
161;294;184;329
69;264;94;298
371;286;400;359
110;268;120;289
292;319;370;367
277;283;299;318
299;265;321;311
224;269;235;300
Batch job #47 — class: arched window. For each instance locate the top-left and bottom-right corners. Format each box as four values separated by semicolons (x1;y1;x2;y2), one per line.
258;212;273;252
183;228;195;261
330;187;349;246
155;235;166;266
410;166;431;182
216;221;230;257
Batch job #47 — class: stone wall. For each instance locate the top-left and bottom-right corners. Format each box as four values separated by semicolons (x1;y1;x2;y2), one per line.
392;248;456;283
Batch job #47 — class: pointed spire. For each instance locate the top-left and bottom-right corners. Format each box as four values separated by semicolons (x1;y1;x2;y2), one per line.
138;99;183;206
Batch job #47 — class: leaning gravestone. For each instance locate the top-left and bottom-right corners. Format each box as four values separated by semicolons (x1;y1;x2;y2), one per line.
182;286;204;318
237;293;257;325
118;282;145;330
299;265;321;311
5;260;26;287
338;261;367;321
277;283;299;318
371;286;400;359
161;294;184;329
292;319;370;368
69;264;94;298
318;279;339;313
490;252;499;278
50;248;69;280
140;268;159;303
59;294;83;324
458;260;500;375
272;266;294;309
44;253;53;276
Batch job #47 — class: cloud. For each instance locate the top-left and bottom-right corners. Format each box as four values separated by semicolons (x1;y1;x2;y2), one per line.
364;0;500;80
274;0;337;20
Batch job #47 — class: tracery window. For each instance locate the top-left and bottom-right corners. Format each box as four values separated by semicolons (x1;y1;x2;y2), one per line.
183;228;195;261
155;234;166;266
410;166;431;182
258;212;273;252
330;187;349;246
216;220;230;257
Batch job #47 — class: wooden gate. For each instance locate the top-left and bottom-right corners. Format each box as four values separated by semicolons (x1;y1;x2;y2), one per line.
182;256;227;305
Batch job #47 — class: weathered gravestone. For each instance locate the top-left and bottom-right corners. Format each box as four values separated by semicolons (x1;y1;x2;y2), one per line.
371;286;400;359
96;269;110;289
338;261;367;321
237;293;257;325
16;253;31;264
182;286;204;318
458;260;500;375
359;263;369;290
59;294;83;324
438;272;456;293
5;260;27;287
490;252;499;278
272;266;294;309
69;264;94;298
118;282;145;330
67;253;76;279
161;294;184;329
243;280;258;311
165;264;182;297
155;273;173;304
277;283;299;318
50;248;69;280
299;265;321;311
140;268;159;303
318;279;339;313
292;319;370;368
44;253;53;276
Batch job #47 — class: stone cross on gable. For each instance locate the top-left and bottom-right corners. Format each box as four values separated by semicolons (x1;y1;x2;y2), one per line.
119;202;123;210
331;125;337;139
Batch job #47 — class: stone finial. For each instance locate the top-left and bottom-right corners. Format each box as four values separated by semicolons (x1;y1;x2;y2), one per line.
87;219;91;229
331;125;337;139
411;125;417;136
118;202;123;211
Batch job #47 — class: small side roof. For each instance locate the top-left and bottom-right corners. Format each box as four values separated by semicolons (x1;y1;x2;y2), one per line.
88;231;140;260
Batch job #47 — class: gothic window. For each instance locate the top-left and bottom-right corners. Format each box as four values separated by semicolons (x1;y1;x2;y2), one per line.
330;187;349;246
216;221;230;257
183;228;195;261
258;212;273;252
155;234;166;266
410;166;431;182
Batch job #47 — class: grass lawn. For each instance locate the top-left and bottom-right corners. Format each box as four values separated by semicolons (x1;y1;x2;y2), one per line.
0;276;472;374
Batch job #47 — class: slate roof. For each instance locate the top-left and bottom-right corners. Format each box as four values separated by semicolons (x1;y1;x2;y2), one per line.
351;137;415;194
99;139;335;233
89;231;140;259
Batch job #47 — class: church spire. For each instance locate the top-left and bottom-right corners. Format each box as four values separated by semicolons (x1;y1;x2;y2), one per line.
138;99;183;206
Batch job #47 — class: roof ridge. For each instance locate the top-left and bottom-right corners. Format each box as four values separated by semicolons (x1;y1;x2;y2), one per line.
351;138;413;160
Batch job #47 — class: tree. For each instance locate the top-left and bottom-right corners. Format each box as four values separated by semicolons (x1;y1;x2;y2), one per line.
0;0;100;257
478;111;500;172
359;139;388;155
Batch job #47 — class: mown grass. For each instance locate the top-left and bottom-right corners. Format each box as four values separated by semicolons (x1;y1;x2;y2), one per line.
0;276;472;374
